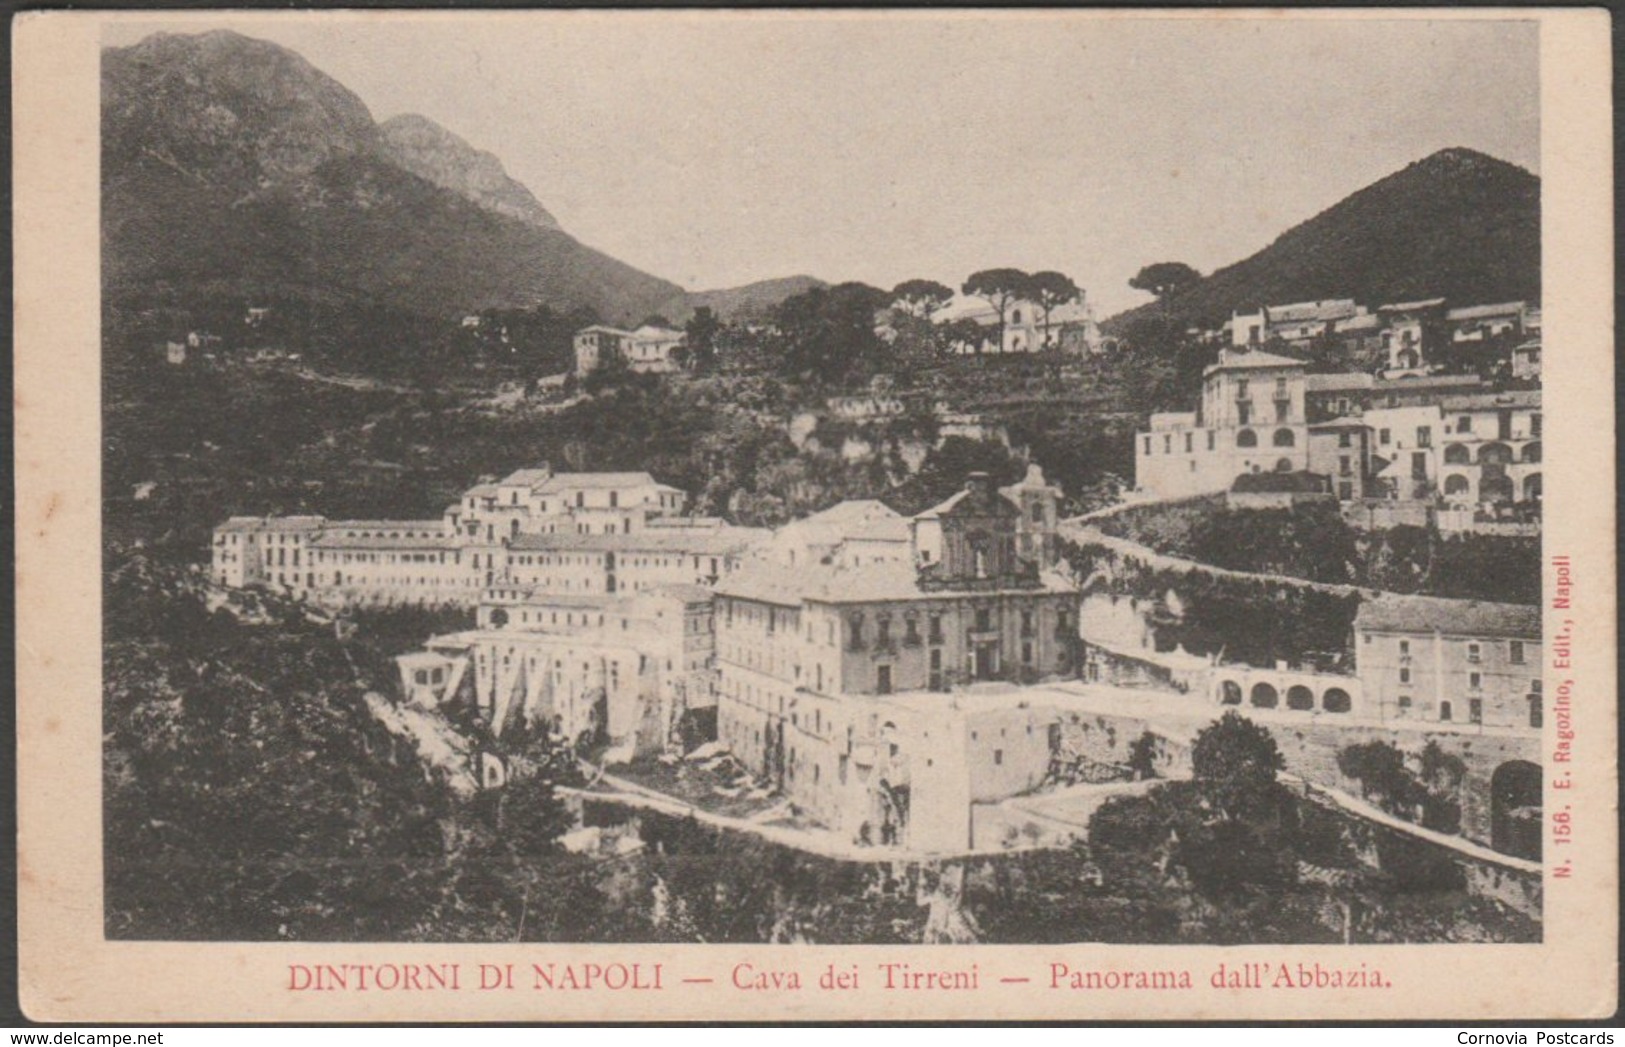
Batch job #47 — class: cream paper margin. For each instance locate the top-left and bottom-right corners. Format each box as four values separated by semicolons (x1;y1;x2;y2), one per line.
13;8;1617;1023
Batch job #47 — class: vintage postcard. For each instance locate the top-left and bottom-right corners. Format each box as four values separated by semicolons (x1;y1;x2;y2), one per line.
14;8;1617;1023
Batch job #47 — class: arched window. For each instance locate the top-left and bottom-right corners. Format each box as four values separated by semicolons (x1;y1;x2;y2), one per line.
1275;458;1294;473
1523;473;1542;501
1219;680;1243;705
1250;682;1278;708
1286;685;1315;711
1522;441;1541;463
1236;428;1258;448
1272;428;1295;448
1322;688;1352;713
1443;443;1472;465
1444;474;1472;496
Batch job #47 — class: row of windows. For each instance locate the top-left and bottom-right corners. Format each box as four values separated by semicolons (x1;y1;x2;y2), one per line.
1143;427;1298;455
1390;637;1532;665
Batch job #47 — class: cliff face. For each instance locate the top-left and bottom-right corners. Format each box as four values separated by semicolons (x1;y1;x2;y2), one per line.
379;113;561;232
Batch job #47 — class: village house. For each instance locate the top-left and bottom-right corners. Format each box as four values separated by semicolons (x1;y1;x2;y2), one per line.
1136;344;1540;510
1134;348;1312;500
1230;299;1365;348
572;323;687;377
935;295;1103;355
1446;301;1534;344
1354;594;1542;731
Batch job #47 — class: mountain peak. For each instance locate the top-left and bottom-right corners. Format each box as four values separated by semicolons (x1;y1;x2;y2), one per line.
103;29;381;184
1104;147;1539;333
378;113;560;232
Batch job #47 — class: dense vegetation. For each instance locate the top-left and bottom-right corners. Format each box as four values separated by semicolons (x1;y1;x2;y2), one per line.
969;714;1536;944
1093;501;1540;604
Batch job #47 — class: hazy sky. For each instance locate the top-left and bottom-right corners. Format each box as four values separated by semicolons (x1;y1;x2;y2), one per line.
105;13;1540;314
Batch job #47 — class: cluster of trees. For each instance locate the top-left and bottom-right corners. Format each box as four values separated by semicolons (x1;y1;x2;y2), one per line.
971;712;1532;944
1095;500;1540;606
1336;740;1466;834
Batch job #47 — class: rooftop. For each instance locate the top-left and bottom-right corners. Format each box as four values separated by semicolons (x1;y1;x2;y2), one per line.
535;471;660;493
1264;299;1360;324
509;528;767;555
1355;593;1540;639
1304;373;1375;392
216;515;327;532
1446;301;1527;322
1378;297;1448;312
718;554;1075;607
1437;390;1542;412
1204;348;1306;375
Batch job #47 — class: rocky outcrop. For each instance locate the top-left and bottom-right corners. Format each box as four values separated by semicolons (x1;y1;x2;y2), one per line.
379;113;560;231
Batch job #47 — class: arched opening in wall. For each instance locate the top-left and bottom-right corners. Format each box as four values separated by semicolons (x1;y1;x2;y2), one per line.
1522;441;1541;463
1249;682;1278;709
1397;348;1419;368
1275;458;1293;472
1523;473;1542;501
1219;680;1243;705
1443;474;1472;497
489;608;509;629
1286;685;1314;711
1479;473;1515;503
1273;428;1295;447
1236;429;1258;448
1443;443;1472;465
1322;688;1352;713
1478;442;1514;466
1490;760;1542;861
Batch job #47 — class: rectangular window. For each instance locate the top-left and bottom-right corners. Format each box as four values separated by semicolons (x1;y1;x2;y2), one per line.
1184;432;1192;453
1469;699;1483;724
928;614;943;644
1399;667;1411;684
876;665;892;695
1440;700;1453;722
1510;641;1525;664
904;617;920;645
993;749;1004;766
1470;672;1482;690
1339;432;1352;448
1467;643;1481;663
1339;455;1352;476
975;608;991;632
876;617;891;646
1458;415;1472;433
1379;428;1391;445
1207;431;1216;451
1417;426;1432;448
1020;611;1033;637
848;614;864;650
1164;434;1172;454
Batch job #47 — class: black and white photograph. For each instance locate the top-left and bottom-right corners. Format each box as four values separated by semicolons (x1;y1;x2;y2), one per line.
16;7;1619;1024
94;12;1553;949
